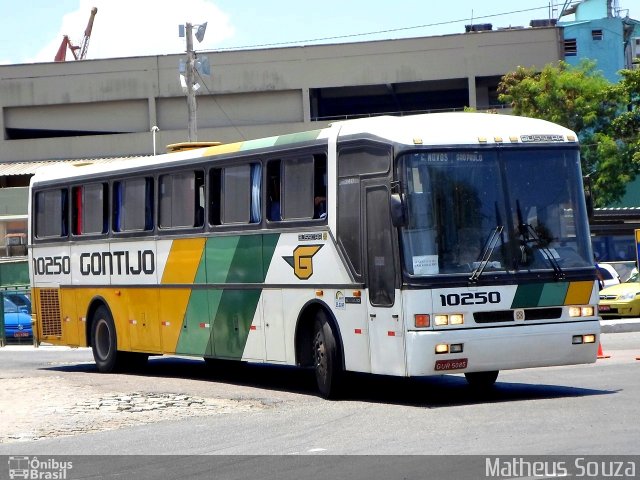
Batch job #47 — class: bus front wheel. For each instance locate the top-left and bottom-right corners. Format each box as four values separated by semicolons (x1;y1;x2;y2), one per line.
91;306;121;373
312;311;342;399
464;370;499;389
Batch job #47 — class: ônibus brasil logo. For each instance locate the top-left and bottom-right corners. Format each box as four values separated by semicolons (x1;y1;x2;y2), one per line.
8;456;73;479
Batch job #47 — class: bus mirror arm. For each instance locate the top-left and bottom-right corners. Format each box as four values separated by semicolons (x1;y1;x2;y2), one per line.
390;193;407;227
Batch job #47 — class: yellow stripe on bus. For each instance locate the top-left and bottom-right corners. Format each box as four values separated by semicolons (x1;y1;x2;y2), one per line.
564;281;593;305
203;142;243;157
158;239;206;353
161;238;206;284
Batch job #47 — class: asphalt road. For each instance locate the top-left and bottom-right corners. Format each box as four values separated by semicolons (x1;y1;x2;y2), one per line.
0;332;639;478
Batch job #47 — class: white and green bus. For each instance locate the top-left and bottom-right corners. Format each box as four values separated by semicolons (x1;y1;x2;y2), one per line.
29;113;600;398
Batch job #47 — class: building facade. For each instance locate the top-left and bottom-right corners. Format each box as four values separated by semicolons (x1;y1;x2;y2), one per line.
0;26;563;164
560;0;640;81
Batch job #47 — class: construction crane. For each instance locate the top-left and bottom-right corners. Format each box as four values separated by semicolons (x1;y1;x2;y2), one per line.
54;7;98;62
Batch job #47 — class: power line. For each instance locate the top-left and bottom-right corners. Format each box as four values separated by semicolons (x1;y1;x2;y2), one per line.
194;66;247;141
213;5;553;52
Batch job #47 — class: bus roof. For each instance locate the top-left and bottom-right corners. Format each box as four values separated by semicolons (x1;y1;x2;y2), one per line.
333;112;577;146
30;113;577;186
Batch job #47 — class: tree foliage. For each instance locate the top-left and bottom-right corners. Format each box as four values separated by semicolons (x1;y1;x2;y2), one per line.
498;61;640;206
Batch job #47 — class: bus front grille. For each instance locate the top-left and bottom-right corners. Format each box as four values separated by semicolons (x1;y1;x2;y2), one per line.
474;307;563;323
39;289;62;336
473;311;514;323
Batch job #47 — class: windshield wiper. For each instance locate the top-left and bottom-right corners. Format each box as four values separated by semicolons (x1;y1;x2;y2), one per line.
469;225;504;285
519;223;565;280
516;200;565;280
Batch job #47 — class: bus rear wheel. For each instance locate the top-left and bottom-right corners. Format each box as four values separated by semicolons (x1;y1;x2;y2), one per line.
91;306;122;373
464;370;499;389
312;311;342;399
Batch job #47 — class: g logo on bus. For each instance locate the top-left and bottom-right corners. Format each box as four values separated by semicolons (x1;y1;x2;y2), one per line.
283;245;323;280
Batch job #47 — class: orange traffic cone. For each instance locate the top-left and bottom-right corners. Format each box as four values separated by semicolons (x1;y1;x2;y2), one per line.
597;342;610;359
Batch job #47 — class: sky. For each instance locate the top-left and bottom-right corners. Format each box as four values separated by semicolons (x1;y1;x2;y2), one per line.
0;0;638;65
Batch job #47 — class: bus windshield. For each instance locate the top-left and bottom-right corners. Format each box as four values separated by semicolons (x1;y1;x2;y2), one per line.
398;148;593;278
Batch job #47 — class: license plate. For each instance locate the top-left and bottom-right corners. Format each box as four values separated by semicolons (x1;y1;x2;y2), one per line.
435;358;468;371
13;332;30;338
598;305;611;312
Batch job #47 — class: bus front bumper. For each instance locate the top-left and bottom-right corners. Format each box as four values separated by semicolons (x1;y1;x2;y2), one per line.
405;320;600;377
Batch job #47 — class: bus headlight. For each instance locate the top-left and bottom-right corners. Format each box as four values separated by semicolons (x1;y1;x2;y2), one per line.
434;314;464;326
435;343;464;354
569;306;595;317
572;334;597;344
434;315;449;326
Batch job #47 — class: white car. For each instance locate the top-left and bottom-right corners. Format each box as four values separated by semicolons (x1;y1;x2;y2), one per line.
597;263;621;289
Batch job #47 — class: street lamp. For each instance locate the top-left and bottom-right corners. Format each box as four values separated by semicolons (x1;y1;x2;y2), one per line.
151;125;159;156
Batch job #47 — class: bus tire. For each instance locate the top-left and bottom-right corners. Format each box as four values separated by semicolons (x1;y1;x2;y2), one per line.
312;311;342;399
464;370;499;389
91;306;121;373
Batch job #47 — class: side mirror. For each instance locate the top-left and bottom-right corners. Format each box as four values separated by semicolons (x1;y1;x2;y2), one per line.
390;193;407;227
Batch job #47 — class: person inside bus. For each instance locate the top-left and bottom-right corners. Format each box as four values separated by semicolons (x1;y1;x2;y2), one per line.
268;174;281;221
314;195;327;219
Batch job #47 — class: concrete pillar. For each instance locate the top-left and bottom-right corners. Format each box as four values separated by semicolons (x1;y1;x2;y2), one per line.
467;76;477;109
302;87;311;123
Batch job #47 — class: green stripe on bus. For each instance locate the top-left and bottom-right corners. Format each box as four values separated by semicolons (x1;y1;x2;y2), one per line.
511;283;545;308
211;289;262;359
240;137;278;151
203;236;241;284
224;235;265;283
178;233;281;358
209;234;280;358
176;249;210;355
512;282;572;308
175;289;211;355
274;130;322;146
538;282;569;306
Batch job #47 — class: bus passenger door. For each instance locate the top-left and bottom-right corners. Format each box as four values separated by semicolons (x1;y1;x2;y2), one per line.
364;183;406;376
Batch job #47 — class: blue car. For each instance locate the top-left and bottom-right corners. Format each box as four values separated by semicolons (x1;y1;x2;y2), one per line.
4;292;31;314
3;297;33;340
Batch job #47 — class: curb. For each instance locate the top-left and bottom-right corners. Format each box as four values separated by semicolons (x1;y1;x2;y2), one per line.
600;319;640;334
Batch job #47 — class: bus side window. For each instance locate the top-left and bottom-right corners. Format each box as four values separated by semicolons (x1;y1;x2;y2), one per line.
72;183;107;235
72;186;83;235
216;163;260;225
313;153;327;219
144;178;154;230
209;169;221;225
250;163;262;223
113;182;123;232
159;170;203;229
195;171;205;227
283;156;314;220
266;160;281;221
35;188;68;239
113;178;153;232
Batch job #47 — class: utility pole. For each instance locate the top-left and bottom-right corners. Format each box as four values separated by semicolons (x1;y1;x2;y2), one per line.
185;22;198;142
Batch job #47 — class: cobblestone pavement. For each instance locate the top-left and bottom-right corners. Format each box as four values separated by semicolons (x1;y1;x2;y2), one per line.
0;347;289;444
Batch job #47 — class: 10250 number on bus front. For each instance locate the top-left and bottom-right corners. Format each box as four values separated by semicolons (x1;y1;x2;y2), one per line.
439;291;501;306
